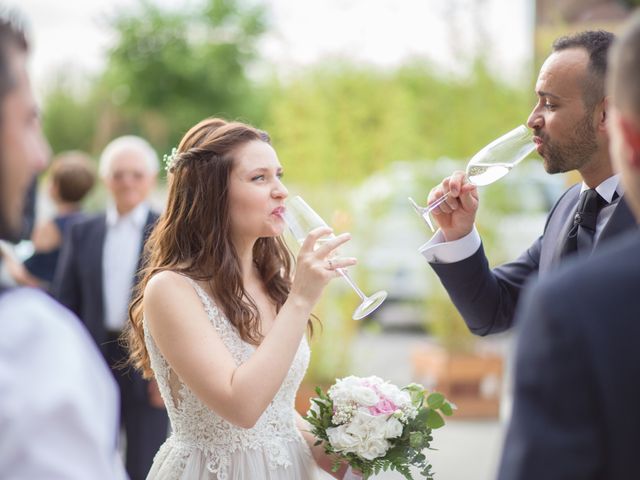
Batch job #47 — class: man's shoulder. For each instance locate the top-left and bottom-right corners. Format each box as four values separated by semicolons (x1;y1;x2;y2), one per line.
65;212;106;241
530;230;640;313
70;211;105;229
0;286;63;311
0;288;88;347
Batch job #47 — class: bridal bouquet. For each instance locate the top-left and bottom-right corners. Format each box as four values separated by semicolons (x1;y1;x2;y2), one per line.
304;376;454;480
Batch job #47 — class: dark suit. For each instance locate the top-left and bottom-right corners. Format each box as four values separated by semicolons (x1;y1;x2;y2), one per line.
53;209;168;480
497;229;640;480
430;183;636;335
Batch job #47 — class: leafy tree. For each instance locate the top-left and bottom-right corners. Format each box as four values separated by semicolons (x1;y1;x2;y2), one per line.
41;74;102;155
103;0;268;152
42;0;268;158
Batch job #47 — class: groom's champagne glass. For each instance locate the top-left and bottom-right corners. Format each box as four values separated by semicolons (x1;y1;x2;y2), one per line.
409;125;536;231
284;196;387;320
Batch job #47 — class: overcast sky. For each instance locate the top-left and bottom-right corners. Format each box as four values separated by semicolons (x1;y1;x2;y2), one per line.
10;0;533;95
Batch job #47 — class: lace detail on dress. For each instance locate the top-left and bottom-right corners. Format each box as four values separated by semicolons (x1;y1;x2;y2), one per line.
143;276;311;479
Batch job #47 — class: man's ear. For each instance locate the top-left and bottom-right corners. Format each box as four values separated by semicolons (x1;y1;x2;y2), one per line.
619;113;640;168
597;96;609;133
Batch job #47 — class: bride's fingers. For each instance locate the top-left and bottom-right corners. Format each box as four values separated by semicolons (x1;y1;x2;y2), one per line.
314;232;351;257
300;226;333;253
324;256;357;273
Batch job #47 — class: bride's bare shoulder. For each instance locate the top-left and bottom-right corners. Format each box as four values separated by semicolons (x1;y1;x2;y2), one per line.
145;270;193;299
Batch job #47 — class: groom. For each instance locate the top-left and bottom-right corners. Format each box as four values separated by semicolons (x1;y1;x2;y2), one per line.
420;30;636;335
497;13;640;479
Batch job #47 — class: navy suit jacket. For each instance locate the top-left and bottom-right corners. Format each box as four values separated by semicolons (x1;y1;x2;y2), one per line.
430;183;637;335
497;229;640;480
53;210;158;351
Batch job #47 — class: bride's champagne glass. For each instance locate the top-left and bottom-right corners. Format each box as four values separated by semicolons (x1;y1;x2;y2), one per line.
284;195;387;320
408;125;536;231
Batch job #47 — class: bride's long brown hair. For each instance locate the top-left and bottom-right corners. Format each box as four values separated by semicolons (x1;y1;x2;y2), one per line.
127;118;305;379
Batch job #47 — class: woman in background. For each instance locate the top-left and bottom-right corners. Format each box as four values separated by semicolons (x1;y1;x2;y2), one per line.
24;151;95;287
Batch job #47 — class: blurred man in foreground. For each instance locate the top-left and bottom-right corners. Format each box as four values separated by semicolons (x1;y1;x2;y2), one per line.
0;10;127;479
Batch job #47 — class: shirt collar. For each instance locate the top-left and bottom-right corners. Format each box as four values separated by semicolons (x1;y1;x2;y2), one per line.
580;174;623;204
106;202;149;228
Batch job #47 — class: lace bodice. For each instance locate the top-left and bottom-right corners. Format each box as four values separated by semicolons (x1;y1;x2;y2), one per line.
143;278;311;479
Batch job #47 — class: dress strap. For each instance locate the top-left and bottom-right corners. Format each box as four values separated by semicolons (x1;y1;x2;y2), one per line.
183;277;217;319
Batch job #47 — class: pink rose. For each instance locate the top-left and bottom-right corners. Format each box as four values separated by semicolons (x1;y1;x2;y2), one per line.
369;397;398;416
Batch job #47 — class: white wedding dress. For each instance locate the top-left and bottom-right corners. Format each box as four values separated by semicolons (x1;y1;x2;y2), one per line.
144;278;319;479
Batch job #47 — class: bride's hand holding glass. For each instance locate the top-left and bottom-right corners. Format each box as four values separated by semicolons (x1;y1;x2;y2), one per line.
288;226;356;306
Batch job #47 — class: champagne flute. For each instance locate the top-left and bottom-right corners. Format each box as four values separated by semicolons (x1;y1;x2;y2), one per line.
408;125;536;231
284;195;387;320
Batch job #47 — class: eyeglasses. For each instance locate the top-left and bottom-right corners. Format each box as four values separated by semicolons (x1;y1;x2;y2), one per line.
109;170;148;182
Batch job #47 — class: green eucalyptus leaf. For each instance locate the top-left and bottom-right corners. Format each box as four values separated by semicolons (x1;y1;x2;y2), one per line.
440;402;454;416
427;392;445;409
426;409;445;429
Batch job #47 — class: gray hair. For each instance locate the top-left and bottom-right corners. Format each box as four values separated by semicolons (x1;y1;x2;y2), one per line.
98;135;159;178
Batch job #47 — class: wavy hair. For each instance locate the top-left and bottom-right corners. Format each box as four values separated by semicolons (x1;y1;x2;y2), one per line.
127;118;305;378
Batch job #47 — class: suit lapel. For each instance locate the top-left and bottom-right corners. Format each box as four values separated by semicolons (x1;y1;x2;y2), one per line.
595;197;637;247
89;214;107;323
539;184;580;273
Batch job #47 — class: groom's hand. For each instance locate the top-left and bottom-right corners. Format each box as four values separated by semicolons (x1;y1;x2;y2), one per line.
428;170;478;241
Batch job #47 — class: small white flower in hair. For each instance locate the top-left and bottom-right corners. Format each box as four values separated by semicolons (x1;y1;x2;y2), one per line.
163;147;178;172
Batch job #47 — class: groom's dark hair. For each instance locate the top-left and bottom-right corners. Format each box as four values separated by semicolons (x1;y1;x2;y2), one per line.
552;30;614;113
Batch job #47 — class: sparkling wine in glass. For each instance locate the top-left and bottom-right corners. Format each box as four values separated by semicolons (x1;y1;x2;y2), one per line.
408;125;536;231
284;195;387;320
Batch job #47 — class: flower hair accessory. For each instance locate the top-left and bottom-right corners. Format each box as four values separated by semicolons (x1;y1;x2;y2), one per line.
163;147;179;173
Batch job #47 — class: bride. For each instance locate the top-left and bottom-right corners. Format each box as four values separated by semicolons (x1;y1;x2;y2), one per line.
126;118;357;479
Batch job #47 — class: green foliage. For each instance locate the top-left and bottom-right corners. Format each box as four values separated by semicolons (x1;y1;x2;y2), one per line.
41;0;530;185
425;283;476;353
264;60;530;186
41;75;102;155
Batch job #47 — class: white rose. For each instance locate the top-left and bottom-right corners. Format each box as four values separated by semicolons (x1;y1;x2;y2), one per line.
377;383;411;409
329;376;361;404
356;437;390;460
350;385;379;406
383;417;403;439
327;425;360;453
348;410;389;440
345;410;371;439
365;375;385;386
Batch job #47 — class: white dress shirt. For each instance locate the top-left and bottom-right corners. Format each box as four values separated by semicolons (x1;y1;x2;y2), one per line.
419;175;623;263
103;202;149;332
0;287;127;479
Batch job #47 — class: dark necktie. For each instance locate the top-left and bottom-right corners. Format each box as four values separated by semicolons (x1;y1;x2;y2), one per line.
561;188;607;257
